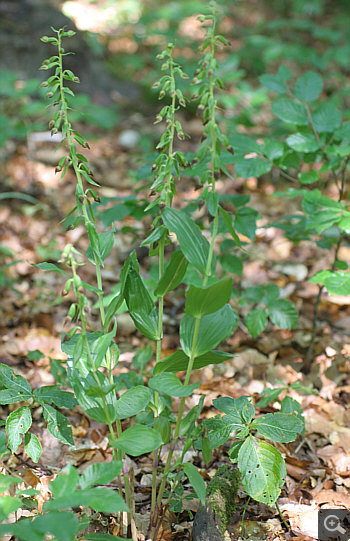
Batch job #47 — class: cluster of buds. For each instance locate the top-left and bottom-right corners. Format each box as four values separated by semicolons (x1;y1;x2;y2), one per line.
147;43;189;210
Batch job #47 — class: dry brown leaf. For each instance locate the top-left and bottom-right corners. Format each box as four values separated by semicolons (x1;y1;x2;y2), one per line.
313;489;350;508
280;503;318;538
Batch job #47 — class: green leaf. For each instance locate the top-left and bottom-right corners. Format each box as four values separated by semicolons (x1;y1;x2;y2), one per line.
36;262;70;277
87;230;114;263
234;207;259;240
153;349;233;375
324;272;350;295
148;373;199;397
28;512;81;541
50;464;79;498
259;74;288;94
263;140;284;161
182;463;206;505
237;436;286;505
312;103;342;133
286;133;319;153
293;71;323;102
124;267;159;340
245;308;267;338
185;278;232;317
256;387;284;408
115;386;151;419
42;404;74;446
180;305;238;357
213;396;255;424
67;366;118;424
6;406;32;452
218;206;241;246
89;323;117;370
235;158;271;179
251;413;304;442
220;254;243;275
86;221;103;265
33;386;77;409
298;170;319;184
45;486;127;514
272;98;308;125
0;364;32;402
154;251;188;296
162;207;214;275
228;134;261;153
268;299;298;329
79;461;123;489
110;424;162;456
24;433;42;462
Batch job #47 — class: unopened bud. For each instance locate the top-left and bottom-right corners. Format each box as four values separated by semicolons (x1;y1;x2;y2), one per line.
60;48;65;54
40;81;48;87
48;120;55;129
159;90;166;100
66;30;76;37
78;196;84;204
73;76;80;83
46;92;54;99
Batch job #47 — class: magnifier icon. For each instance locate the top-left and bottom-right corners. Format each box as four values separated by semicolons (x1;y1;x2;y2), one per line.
324;514;346;535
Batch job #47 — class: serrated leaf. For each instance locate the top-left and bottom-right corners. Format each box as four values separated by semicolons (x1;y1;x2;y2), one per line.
263;140;284;160
6;406;32;452
42;404;74;446
115;386;151;419
294;71;323;102
50;464;79;498
256;387;284;408
0;364;32;401
228;134;261;153
312;103;342;133
180;305;238;357
162;207;214;275
110;424;162;456
235;158;271;179
245;308;267;338
324;272;350;295
33;386;77;409
238;436;286;505
153;349;233;375
154;251;188;296
24;433;42;462
182;463;206;505
259;74;288;94
79;461;123;489
26;512;81;541
185;278;232;317
268;299;298;329
148;373;199;397
286;133;319;153
272;98;308;125
251;413;304;442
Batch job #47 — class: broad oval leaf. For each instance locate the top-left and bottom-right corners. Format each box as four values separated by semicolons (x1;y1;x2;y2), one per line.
251;412;304;443
110;424;163;456
148;373;199;397
235;158;271;179
259;74;288;94
268;299;298;329
272;98;308;125
162;207;215;275
185;278;233;317
324;272;350;295
153;349;233;375
286;133;319;153
180;305;238;357
115;386;151;419
33;386;77;409
237;436;286;506
293;71;323;102
125;267;159;340
312;103;342;133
